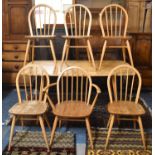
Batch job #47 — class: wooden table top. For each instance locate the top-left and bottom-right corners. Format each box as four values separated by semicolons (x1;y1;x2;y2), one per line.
26;60;129;77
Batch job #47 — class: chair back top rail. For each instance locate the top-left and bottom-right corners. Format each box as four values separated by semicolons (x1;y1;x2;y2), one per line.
28;4;57;36
16;64;50;104
107;64;142;104
64;4;92;36
99;4;128;37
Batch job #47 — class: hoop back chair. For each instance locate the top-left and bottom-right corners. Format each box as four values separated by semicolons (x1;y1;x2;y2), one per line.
98;4;134;70
61;4;96;70
44;66;101;149
105;64;146;149
24;4;57;70
8;64;50;151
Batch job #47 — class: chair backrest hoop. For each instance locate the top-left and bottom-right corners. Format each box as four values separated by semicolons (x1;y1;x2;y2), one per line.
99;4;128;36
107;64;142;104
57;66;92;105
16;64;50;103
64;4;92;36
28;4;57;36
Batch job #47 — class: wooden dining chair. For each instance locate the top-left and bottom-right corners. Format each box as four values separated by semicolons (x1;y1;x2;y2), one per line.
98;4;134;70
43;66;101;149
105;64;146;149
24;4;57;70
8;64;50;151
61;4;96;70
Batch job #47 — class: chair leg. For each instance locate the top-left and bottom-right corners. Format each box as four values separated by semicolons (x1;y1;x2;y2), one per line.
20;116;24;127
86;47;91;63
107;115;112;128
133;118;137;129
86;40;96;69
44;114;51;130
49;40;57;64
65;40;70;62
117;115;120;126
98;40;107;70
137;116;146;150
60;39;69;71
85;118;93;150
126;40;134;66
32;40;35;63
105;115;115;150
50;116;58;146
122;47;126;62
8;115;16;151
39;116;49;151
23;39;31;66
59;120;62;128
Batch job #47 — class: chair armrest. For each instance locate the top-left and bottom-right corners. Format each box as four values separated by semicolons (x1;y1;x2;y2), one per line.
92;84;101;94
90;84;101;109
43;83;57;92
25;35;56;40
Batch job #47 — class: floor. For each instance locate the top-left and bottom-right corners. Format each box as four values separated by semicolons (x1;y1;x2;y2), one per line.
2;88;152;155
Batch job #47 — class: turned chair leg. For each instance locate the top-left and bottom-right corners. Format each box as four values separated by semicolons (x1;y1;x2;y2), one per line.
65;40;70;62
107;115;112;128
60;40;69;71
85;118;94;150
8;115;16;151
122;47;126;62
86;47;91;63
44;114;51;130
49;40;57;72
86;40;96;69
126;40;134;66
98;40;107;70
137;116;146;150
23;39;31;66
58;120;62;128
105;115;115;149
39;116;49;151
50;116;58;146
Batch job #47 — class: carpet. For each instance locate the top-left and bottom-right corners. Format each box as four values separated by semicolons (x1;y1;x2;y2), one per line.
3;131;75;155
87;128;152;155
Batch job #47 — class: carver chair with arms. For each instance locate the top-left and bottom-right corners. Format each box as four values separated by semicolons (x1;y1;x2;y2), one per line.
44;66;101;149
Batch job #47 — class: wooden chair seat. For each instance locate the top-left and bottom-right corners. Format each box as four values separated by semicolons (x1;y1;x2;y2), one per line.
107;101;145;116
53;101;92;118
9;101;48;115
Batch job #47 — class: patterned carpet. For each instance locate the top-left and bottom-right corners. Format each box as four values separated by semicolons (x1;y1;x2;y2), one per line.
87;128;152;155
3;131;75;155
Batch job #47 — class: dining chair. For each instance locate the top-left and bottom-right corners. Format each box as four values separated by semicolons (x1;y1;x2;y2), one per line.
98;4;134;70
43;66;101;149
105;64;146;149
8;64;50;151
24;4;57;70
61;4;96;70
